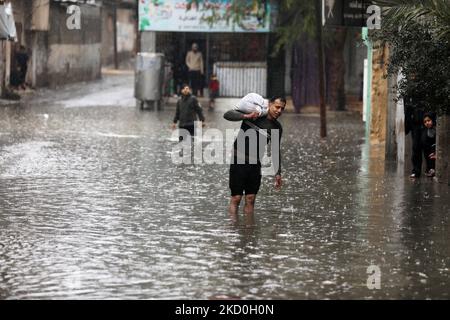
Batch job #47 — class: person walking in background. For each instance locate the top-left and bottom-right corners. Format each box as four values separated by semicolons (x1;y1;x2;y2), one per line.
208;73;219;110
185;43;204;97
16;45;29;89
172;84;205;141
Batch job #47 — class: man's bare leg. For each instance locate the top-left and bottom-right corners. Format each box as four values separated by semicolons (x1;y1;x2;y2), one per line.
244;194;256;215
229;195;242;215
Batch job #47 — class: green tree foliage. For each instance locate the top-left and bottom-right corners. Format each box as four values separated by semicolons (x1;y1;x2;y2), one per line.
189;0;318;54
372;22;450;115
272;0;316;54
375;0;450;39
372;0;450;115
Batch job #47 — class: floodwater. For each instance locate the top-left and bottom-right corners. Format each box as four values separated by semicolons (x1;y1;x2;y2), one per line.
0;74;449;299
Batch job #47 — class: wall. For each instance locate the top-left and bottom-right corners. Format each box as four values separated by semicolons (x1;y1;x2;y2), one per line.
4;40;10;87
436;115;450;185
344;29;366;113
101;6;136;68
370;43;389;145
117;8;135;54
45;2;102;87
0;40;4;97
31;0;50;31
27;31;49;87
9;0;45;87
141;31;156;52
101;4;115;66
385;74;397;161
284;44;292;96
344;30;366;96
11;0;25;44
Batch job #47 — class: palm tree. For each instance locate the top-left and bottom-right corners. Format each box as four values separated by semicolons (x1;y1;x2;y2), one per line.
374;0;450;39
276;0;327;137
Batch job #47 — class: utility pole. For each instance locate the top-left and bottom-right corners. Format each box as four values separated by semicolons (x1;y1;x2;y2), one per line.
113;0;118;69
0;41;4;98
135;0;140;53
0;0;6;97
315;0;327;138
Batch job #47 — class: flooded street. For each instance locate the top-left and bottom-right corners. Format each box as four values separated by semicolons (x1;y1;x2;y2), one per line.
0;73;449;300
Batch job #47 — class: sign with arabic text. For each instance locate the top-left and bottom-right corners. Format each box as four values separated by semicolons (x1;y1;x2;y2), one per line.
139;0;271;33
323;0;374;27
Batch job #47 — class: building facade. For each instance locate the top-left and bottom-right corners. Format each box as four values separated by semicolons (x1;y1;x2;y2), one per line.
1;0;137;93
138;0;280;97
101;0;137;68
9;0;102;88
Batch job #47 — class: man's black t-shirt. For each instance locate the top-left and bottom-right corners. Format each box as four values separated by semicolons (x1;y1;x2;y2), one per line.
225;111;283;176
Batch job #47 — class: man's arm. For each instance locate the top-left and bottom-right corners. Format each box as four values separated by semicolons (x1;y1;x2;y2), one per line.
185;52;192;70
223;110;259;121
276;126;283;176
194;98;205;122
200;52;204;75
224;110;245;121
173;101;180;124
273;125;283;190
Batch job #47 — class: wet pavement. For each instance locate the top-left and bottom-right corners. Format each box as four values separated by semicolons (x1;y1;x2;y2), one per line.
0;73;449;299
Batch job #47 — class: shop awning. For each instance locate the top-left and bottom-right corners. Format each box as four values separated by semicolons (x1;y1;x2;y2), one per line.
0;3;17;40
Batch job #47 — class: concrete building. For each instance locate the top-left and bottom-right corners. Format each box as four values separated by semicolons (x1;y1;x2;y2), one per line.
139;0;277;97
101;0;137;68
8;0;102;88
0;0;16;97
1;0;137;92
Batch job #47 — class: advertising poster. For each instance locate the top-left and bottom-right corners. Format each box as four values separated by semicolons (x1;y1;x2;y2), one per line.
139;0;271;32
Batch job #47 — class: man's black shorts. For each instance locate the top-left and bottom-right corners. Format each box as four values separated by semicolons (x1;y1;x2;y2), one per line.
229;163;262;196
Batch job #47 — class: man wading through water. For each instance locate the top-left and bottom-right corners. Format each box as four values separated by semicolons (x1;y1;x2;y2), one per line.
223;96;286;215
172;84;205;139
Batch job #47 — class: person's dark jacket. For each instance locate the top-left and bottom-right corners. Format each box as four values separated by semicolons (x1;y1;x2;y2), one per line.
421;127;436;155
173;94;205;127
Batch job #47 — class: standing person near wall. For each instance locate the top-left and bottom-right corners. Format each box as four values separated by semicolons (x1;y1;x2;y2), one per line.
185;43;204;97
405;95;425;179
15;45;29;89
421;113;437;177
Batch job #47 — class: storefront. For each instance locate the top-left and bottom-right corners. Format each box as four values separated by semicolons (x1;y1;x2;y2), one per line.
139;0;278;97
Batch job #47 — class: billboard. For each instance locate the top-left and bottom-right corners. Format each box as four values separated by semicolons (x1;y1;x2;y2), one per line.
323;0;375;28
139;0;271;33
